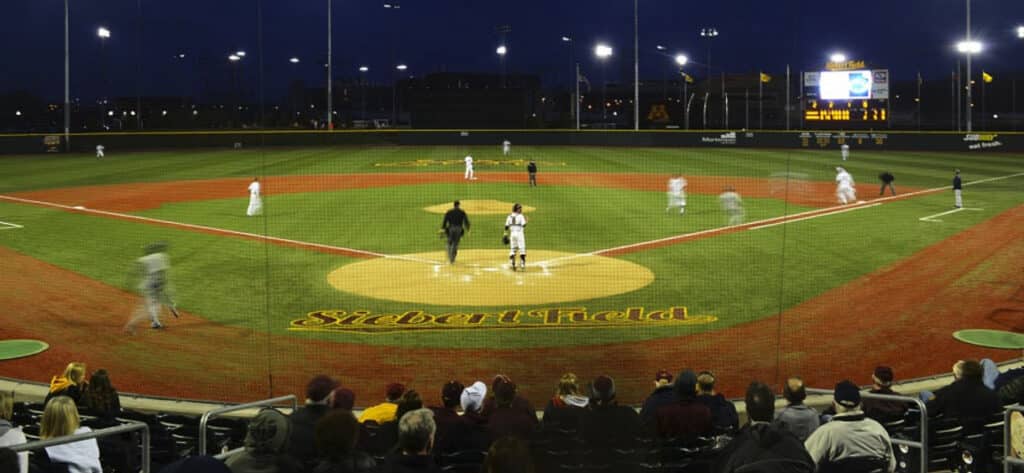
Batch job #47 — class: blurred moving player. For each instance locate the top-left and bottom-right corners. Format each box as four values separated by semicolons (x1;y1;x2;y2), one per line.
124;242;179;333
719;187;745;226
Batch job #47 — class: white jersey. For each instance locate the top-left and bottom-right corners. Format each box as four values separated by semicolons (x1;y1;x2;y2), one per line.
668;177;686;196
96;145;105;153
841;144;850;155
505;212;527;235
464;156;474;168
502;140;511;152
248;180;261;197
719;191;742;211
836;171;854;188
138;252;170;292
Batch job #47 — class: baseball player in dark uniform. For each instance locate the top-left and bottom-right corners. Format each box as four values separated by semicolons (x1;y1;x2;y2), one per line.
441;200;470;264
527;160;538;187
878;171;896;196
953;169;963;208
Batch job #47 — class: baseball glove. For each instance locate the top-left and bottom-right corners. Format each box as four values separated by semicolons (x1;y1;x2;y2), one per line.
502;235;510;245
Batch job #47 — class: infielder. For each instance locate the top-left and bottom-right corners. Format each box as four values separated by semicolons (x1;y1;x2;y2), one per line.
953;169;963;208
527;160;538;187
719;186;745;226
835;166;856;205
840;143;850;161
246;177;263;216
464;155;476;180
504;203;527;271
440;200;470;264
124;242;179;334
96;144;105;159
666;174;687;214
502;140;511;156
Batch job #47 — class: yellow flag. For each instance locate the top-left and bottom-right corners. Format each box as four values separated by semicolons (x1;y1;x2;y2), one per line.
760;72;772;83
982;71;993;83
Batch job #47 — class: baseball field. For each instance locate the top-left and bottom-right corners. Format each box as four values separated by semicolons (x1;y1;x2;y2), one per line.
0;141;1022;405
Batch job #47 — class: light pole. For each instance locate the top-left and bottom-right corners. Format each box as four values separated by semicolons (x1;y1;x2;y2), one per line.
97;27;111;130
700;28;718;84
63;0;70;150
496;45;508;88
228;54;241;127
595;43;613;122
675;54;688;129
327;0;333;130
956;40;982;132
394;64;407;127
562;36;574;125
359;65;368;121
633;0;639;130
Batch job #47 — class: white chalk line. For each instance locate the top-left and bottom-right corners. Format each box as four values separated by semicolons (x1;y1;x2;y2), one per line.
0;220;24;230
919;207;984;222
750;203;882;230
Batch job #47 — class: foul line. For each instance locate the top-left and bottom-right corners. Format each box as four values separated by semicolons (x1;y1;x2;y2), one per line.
919;207;984;222
0;220;23;230
750;203;882;230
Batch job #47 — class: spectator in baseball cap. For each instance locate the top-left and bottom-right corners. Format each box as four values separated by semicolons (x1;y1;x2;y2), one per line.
863;366;906;423
357;383;405;425
225;408;301;473
288;375;339;469
805;380;895;472
640;369;678;427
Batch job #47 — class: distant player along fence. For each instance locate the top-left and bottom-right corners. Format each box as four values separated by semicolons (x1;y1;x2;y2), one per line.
0;129;1020;154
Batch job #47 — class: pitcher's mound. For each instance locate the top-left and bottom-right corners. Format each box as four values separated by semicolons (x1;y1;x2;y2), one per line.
423;200;535;215
327;249;653;306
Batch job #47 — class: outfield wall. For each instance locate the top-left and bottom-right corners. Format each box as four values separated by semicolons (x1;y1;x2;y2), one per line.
0;129;1021;155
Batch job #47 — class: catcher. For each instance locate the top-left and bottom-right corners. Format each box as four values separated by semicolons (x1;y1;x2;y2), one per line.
504;203;528;271
439;200;470;264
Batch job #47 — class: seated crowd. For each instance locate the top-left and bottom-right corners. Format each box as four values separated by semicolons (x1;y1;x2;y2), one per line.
2;356;1021;473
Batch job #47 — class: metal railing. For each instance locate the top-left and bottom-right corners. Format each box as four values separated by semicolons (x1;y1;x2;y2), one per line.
1004;404;1024;473
9;421;151;473
807;388;928;473
198;394;297;455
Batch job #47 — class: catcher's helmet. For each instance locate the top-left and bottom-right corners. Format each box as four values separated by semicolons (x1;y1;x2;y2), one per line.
512;203;522;213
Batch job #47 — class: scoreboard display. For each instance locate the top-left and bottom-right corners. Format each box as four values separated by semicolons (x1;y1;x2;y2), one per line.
803;68;889;124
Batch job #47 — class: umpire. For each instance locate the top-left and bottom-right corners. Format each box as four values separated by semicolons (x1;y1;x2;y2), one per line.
441;200;470;264
878;171;896;196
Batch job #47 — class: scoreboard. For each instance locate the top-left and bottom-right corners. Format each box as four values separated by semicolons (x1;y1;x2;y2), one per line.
803;68;889;125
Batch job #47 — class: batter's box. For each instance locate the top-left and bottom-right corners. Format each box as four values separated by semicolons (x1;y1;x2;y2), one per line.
0;220;23;230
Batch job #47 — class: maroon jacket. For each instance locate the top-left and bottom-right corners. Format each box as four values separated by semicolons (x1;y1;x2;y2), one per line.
654;399;713;439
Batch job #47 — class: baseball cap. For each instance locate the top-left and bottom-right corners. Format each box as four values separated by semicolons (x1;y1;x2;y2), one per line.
461;381;487;413
655;370;673;383
244;408;290;453
873;366;894;386
306;375;340;403
834;380;862;408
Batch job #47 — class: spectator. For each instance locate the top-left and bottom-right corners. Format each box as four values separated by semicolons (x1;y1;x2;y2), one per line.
927;359;1003;434
382;408;441;473
541;373;589;430
654;369;712;439
429;381;467;454
804;380;895;473
289;375;341;469
580;375;642;455
359;383;406;425
0;447;19;473
482;375;536;427
981;354;1024;405
45;362;88;405
458;381;489;448
773;377;820;442
375;391;425;456
639;369;675;426
695;371;739;433
715;381;814;473
39;396;102;473
225;408;301;473
330;388;356;411
861;366;908;424
487;380;537;442
313;410;376;473
80;369;121;424
483;437;534;473
0;392;28;473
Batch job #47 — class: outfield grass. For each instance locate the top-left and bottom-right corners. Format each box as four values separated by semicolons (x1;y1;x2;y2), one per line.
0;146;1020;349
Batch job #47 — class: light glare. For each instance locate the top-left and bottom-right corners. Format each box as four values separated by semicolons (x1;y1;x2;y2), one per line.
594;44;613;58
496;45;508;55
674;54;688;66
97;27;111;39
956;41;982;53
830;53;847;63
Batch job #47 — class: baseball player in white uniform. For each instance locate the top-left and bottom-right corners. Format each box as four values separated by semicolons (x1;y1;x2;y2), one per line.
95;144;105;159
719;187;745;226
464;155;476;180
246;177;263;216
840;143;850;161
504;203;527;271
124;242;179;333
667;175;688;214
835;166;856;204
502;140;511;156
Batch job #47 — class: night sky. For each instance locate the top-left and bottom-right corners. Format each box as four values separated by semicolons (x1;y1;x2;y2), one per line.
4;0;1023;102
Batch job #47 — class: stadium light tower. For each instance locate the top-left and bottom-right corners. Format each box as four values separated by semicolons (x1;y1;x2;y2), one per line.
829;52;847;63
595;44;613;121
97;27;112;130
562;36;575;125
393;64;408;126
957;39;982;132
1017;25;1024;39
700;27;719;82
497;45;508;88
358;66;369;121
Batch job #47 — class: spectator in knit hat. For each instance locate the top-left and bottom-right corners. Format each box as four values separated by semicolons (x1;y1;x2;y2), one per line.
716;381;814;473
541;372;589;431
804;380;895;473
581;375;642;460
359;383;406;425
313;409;376;473
289;375;340;469
640;369;676;427
330;388;355;411
487;379;537;442
482;375;537;427
773;376;820;442
695;371;739;433
654;369;712;439
429;381;468;455
861;366;907;423
226;408;302;473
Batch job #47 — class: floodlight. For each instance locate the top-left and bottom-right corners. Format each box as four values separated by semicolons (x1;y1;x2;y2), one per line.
359;66;369;72
236;51;246;57
1017;26;1024;39
829;53;847;63
177;53;186;59
395;64;408;71
496;45;508;55
956;41;983;53
161;110;168;116
700;28;718;38
97;27;111;39
289;57;300;64
594;44;613;59
561;36;572;42
656;45;666;51
228;54;241;62
15;110;21;116
674;54;688;66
